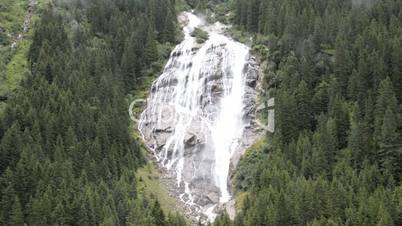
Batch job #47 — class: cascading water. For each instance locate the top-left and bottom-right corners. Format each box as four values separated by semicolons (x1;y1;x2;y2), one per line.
139;12;259;221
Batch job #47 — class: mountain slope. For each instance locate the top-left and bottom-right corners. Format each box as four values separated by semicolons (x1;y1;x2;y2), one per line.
214;0;402;225
0;0;188;225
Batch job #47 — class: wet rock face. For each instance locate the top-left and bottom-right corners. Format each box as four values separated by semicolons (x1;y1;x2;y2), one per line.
139;12;260;222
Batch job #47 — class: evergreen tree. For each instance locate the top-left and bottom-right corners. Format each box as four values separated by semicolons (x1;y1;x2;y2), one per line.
151;200;166;226
378;107;401;179
276;90;297;142
0;0;181;225
375;77;399;143
0;183;16;224
230;0;402;225
334;37;353;97
144;28;159;65
120;34;138;92
9;196;24;226
295;80;312;131
0;123;22;173
390;38;402;102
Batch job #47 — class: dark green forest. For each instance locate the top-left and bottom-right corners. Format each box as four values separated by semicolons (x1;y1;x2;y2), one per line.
0;0;401;225
214;0;402;225
0;0;186;225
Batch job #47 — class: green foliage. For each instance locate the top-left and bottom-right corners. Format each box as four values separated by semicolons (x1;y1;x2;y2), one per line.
0;39;30;96
191;27;209;44
0;0;50;98
228;28;253;46
0;0;27;36
0;0;188;225
214;212;234;226
136;163;182;215
222;0;402;225
9;196;23;226
233;138;268;191
176;0;191;11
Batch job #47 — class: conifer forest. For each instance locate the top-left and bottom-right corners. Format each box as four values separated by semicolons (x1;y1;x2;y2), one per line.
0;0;401;225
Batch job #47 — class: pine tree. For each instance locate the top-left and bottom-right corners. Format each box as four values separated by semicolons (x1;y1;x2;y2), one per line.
0;183;16;224
312;81;329;116
374;77;399;143
390;38;402;102
166;213;187;226
276;193;294;226
295;80;312;131
161;9;176;43
120;34;138;92
9;196;24;226
300;38;318;88
214;212;233;226
277;90;297;142
348;119;366;168
246;0;259;32
376;206;394;226
328;95;349;149
299;135;313;177
151;200;165;226
324;118;338;173
0;123;22;173
144;27;159;65
334;36;353;97
378;107;400;179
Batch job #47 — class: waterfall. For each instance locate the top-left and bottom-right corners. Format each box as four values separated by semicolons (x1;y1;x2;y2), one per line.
139;12;258;221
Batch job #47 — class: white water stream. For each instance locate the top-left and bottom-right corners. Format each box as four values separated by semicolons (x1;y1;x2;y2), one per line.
139;12;252;221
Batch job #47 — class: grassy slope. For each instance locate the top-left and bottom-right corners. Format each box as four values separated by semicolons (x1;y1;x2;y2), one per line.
1;39;30;95
136;162;180;214
0;0;27;35
0;0;28;96
0;0;50;97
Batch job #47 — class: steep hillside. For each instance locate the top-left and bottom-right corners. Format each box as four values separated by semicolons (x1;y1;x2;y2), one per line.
0;0;188;225
214;0;402;225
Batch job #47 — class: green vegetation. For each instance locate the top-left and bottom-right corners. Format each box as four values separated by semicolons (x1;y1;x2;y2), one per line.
0;39;30;96
191;27;209;44
0;0;50;97
176;0;191;11
136;162;181;214
0;0;188;225
228;28;252;46
0;103;5;115
233;138;268;192
213;0;402;225
1;0;402;225
0;0;27;37
0;0;29;97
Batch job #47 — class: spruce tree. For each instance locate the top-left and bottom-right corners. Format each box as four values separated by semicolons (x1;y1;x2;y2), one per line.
144;28;159;65
161;9;177;43
334;37;353;97
295;80;312;131
9;196;24;226
390;38;402;102
374;77;399;143
378;107;400;179
151;200;165;226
